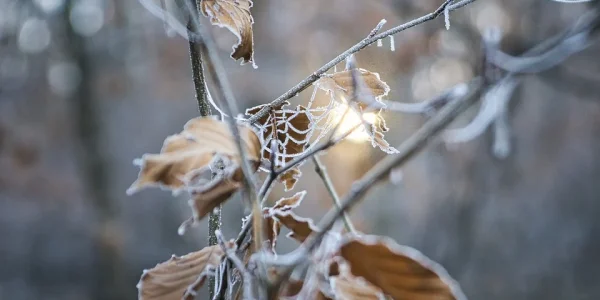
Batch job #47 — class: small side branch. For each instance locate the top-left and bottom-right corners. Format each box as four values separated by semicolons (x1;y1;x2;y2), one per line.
312;156;356;233
247;0;477;124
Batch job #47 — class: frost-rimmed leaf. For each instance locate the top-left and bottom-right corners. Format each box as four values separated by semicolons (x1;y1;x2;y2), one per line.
339;235;467;300
200;0;256;67
269;190;307;213
127;117;261;223
315;68;390;102
279;166;302;191
137;245;224;300
246;101;312;191
271;210;319;243
261;191;307;252
329;259;385;300
315;68;398;154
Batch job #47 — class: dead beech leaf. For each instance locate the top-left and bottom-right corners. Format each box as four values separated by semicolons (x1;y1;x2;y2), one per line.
200;0;255;66
246;101;312;190
330;274;384;300
315;68;390;102
279;166;302;191
271;211;319;243
270;190;307;213
262;208;281;253
128;117;261;222
259;191;307;252
137;245;223;300
339;235;467;300
316;68;398;154
328;259;385;300
129;117;260;191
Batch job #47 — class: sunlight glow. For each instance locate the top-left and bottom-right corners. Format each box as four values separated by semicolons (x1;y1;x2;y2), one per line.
332;104;378;143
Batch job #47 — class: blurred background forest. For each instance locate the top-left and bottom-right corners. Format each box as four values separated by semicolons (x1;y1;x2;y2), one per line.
1;0;600;299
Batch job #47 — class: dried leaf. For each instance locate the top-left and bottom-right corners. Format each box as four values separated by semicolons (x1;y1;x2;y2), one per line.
330;275;383;300
315;68;390;102
200;0;255;66
271;211;319;243
246;102;312;190
270;190;307;213
259;191;307;252
328;259;385;300
339;235;467;300
129;117;260;191
316;68;398;154
189;173;242;220
128;117;261;222
278;166;302;191
137;245;223;300
262;208;281;253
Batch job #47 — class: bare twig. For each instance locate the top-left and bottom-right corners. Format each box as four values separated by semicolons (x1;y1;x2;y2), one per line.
312;155;356;233
246;0;477;124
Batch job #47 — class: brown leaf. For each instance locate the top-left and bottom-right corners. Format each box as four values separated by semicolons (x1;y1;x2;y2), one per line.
259;191;306;252
246;102;312;190
128;117;261;222
330;275;383;300
262;208;281;253
270;190;307;213
200;0;255;66
271;211;319;243
279;166;302;191
315;68;390;102
129;117;260;191
189;174;242;220
316;68;398;154
327;259;384;300
339;235;466;300
137;245;224;300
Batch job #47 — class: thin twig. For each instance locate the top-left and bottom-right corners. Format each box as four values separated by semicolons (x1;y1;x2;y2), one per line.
184;2;222;297
246;0;477;124
312;155;356;233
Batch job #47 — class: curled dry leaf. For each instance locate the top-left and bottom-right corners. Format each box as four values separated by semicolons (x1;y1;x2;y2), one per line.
262;208;281;253
261;191;307;252
339;235;467;300
271;210;319;243
315;68;398;154
137;245;224;300
279;166;302;192
328;259;385;300
200;0;255;67
246;101;312;191
315;68;390;102
270;190;307;212
128;117;261;222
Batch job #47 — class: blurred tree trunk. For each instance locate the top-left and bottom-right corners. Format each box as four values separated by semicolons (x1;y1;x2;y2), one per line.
63;1;128;299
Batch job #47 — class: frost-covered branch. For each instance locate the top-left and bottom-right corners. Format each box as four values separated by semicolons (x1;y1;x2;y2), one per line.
246;0;478;124
312;155;356;233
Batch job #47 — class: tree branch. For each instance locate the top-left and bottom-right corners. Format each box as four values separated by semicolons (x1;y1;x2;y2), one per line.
312;155;356;233
246;0;478;124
